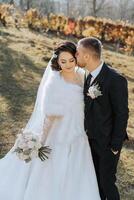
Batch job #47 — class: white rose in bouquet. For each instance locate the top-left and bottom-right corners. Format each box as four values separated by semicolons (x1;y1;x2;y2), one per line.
13;129;52;163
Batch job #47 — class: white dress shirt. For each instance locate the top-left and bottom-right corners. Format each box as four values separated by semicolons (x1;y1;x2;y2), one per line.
85;61;104;85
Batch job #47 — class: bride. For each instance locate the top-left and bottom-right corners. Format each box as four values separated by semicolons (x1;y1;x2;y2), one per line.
0;41;100;200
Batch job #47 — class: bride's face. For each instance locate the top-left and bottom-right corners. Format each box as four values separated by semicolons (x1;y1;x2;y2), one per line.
58;51;76;73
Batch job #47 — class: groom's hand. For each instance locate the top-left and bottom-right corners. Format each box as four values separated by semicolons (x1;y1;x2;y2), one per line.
111;148;119;155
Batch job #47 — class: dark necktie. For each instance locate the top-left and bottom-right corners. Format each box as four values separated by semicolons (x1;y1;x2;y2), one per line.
86;73;92;85
84;73;92;108
84;73;92;95
84;74;92;95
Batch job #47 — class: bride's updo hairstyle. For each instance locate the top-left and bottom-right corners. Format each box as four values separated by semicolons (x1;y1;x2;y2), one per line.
51;41;77;71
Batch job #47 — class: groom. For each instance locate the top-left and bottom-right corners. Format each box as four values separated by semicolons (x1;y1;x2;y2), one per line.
76;37;129;200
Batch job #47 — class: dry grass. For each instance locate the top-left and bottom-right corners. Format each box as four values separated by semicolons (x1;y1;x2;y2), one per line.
0;27;134;199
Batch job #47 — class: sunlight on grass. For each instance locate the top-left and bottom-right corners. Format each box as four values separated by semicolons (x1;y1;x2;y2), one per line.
0;27;134;199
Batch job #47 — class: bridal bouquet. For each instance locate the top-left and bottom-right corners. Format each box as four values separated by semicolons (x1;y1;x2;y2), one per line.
13;129;52;163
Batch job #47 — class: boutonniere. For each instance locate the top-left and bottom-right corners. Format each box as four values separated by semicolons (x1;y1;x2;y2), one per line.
87;83;102;99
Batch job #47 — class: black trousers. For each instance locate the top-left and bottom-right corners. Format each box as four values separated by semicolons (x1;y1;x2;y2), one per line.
89;139;121;200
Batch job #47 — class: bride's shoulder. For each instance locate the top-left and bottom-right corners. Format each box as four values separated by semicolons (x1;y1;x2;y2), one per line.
45;70;60;87
75;66;85;75
75;66;85;84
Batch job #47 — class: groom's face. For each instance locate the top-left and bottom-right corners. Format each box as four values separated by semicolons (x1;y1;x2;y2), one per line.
76;44;87;68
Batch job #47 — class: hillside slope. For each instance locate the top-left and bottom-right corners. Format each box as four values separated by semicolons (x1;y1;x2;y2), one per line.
0;27;134;200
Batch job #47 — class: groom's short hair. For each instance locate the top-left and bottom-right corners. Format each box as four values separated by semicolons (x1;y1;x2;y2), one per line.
79;37;102;59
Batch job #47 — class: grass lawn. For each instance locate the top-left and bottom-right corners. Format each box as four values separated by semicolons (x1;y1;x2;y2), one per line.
0;27;134;199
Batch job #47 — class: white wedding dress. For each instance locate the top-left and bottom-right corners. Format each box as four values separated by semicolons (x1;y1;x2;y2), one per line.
0;67;100;200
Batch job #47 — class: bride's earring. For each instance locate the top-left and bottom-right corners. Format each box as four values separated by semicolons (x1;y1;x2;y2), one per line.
59;66;62;71
59;67;62;75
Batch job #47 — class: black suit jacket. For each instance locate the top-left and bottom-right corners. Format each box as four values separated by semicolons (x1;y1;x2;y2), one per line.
84;63;129;151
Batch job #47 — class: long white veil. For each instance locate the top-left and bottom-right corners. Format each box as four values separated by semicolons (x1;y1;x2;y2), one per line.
23;59;53;137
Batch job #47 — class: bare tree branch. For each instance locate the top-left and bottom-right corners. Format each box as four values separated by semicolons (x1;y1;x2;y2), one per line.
96;0;106;12
92;0;107;17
